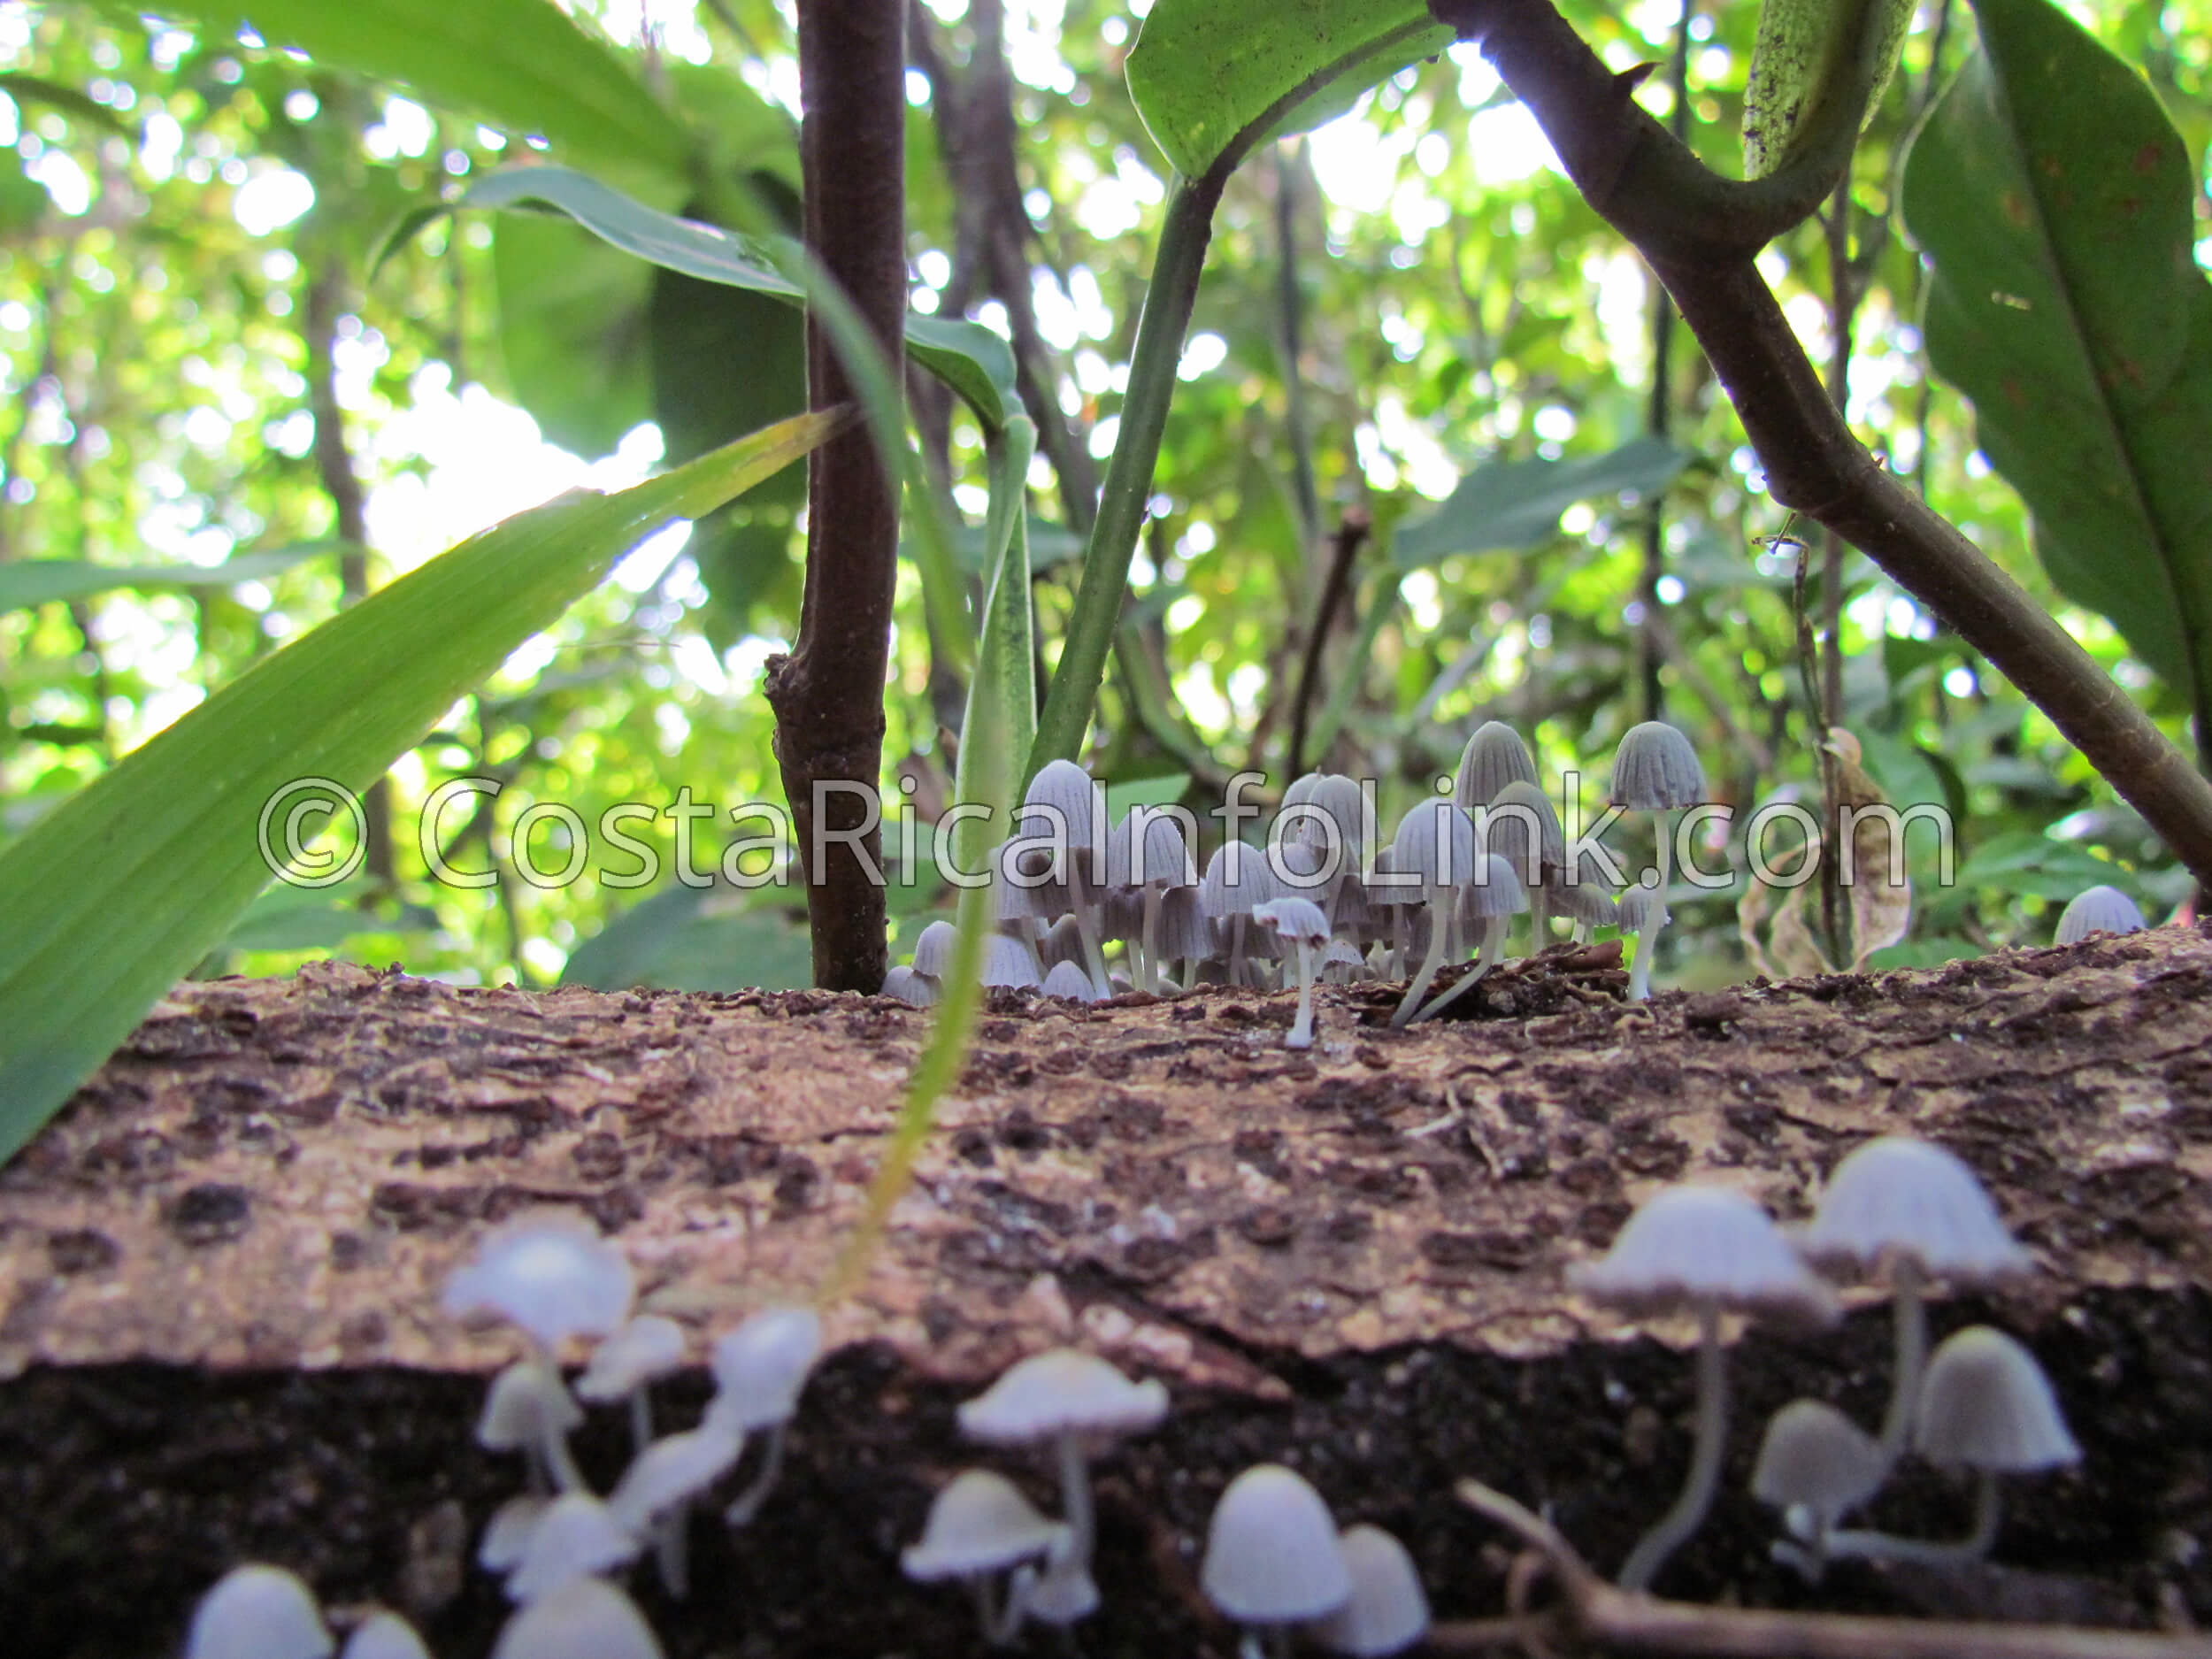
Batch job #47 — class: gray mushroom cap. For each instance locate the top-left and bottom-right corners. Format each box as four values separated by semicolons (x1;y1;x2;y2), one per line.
576;1314;686;1403
901;1471;1068;1580
1914;1326;2081;1472
1388;795;1477;889
608;1421;745;1534
2055;883;2147;945
1202;841;1283;917
442;1209;635;1353
477;1359;584;1451
1750;1400;1887;1528
338;1612;432;1659
910;919;959;979
1455;853;1530;924
1250;896;1330;944
1544;845;1621;926
1797;1136;2032;1284
1200;1463;1352;1625
1154;885;1216;961
186;1564;333;1659
489;1577;664;1659
504;1493;639;1603
1042;960;1102;1002
1617;883;1671;933
1455;720;1540;807
1020;759;1108;865
708;1306;822;1432
979;931;1044;990
1478;780;1565;884
1609;721;1708;810
957;1348;1168;1445
1570;1185;1839;1325
880;964;939;1008
1312;1524;1430;1657
1109;809;1197;889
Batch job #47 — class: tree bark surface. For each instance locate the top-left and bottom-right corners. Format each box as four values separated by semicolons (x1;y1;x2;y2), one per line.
4;928;2210;1654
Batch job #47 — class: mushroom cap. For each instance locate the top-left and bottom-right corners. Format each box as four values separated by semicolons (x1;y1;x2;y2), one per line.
608;1421;746;1534
1388;796;1478;889
708;1305;823;1432
1202;841;1283;918
338;1612;432;1659
881;964;940;1008
1455;854;1530;923
979;930;1044;989
1312;1524;1430;1657
1455;720;1540;808
1020;758;1108;861
505;1494;640;1603
1617;883;1671;933
1200;1464;1352;1625
576;1315;687;1402
1569;1185;1839;1324
1797;1136;2032;1284
477;1358;584;1451
1155;885;1217;961
994;836;1071;920
489;1577;664;1659
1038;914;1087;969
1281;772;1371;858
1022;1556;1102;1624
1914;1326;2080;1472
2055;883;2147;946
910;919;959;979
1749;1400;1887;1527
1109;808;1198;889
1544;845;1621;926
1478;781;1565;884
443;1208;635;1353
1042;960;1102;1002
901;1470;1068;1579
186;1564;333;1659
956;1348;1169;1445
1609;721;1708;810
1251;896;1330;945
479;1495;550;1573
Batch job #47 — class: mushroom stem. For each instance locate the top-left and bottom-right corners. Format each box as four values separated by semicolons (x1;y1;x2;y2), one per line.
1411;916;1509;1025
628;1390;655;1458
1229;914;1250;987
1626;907;1667;1002
653;1506;690;1598
529;1348;589;1495
1617;1301;1728;1594
1876;1257;1928;1473
1826;1471;2004;1566
1071;881;1112;999
1526;887;1551;957
1287;940;1317;1048
1653;808;1675;892
1391;887;1453;1028
970;1567;1031;1647
1141;889;1164;995
724;1423;788;1527
1054;1431;1095;1571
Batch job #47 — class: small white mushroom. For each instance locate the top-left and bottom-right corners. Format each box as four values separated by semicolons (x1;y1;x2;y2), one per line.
1019;759;1113;995
1251;896;1330;1048
1797;1136;2032;1471
1571;1185;1838;1593
910;918;960;979
337;1612;432;1659
478;1357;588;1495
579;1314;687;1455
1311;1523;1430;1656
1617;883;1671;1002
1478;780;1564;943
488;1576;663;1659
1414;855;1527;1023
902;1469;1069;1647
609;1420;745;1597
2055;883;2147;945
1609;721;1707;889
443;1209;635;1356
1830;1325;2080;1566
1386;795;1478;1029
186;1564;332;1659
1749;1400;1887;1582
707;1305;822;1525
980;930;1044;991
505;1492;640;1603
1042;959;1102;1002
1201;1464;1352;1659
958;1348;1167;1607
479;1494;550;1573
881;964;939;1008
1455;719;1540;808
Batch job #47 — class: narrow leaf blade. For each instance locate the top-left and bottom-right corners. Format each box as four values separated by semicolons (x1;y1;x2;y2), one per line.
1394;438;1692;567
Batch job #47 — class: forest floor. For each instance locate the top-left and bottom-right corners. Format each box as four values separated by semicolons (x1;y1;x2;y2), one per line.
3;924;2211;1658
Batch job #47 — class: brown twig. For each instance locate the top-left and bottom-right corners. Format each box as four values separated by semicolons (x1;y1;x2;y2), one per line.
1286;508;1372;778
1430;0;2212;890
1448;1479;2212;1659
764;0;906;993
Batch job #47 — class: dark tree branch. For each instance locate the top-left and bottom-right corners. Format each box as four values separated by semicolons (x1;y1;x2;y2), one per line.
1286;509;1371;779
765;0;907;993
1432;0;2212;889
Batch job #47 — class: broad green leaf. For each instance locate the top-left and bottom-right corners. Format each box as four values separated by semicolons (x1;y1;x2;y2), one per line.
1125;0;1453;181
0;546;333;613
1741;0;1912;177
1900;0;2212;736
0;411;837;1166
563;887;812;993
125;0;688;171
1394;438;1693;567
462;165;1018;432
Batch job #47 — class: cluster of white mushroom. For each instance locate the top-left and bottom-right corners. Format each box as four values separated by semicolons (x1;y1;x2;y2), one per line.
182;1209;825;1659
1570;1135;2070;1593
1201;1464;1430;1659
884;723;1709;1043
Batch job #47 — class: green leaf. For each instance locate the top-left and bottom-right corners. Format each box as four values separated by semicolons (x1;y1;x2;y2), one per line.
949;418;1040;872
1742;0;1913;177
562;887;813;992
0;546;334;613
1900;0;2212;738
0;73;133;136
1394;438;1693;567
129;0;688;171
1125;0;1453;181
0;411;838;1167
461;165;1018;431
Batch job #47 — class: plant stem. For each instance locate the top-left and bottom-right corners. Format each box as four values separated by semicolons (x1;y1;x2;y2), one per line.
1031;174;1224;773
767;0;907;994
1286;509;1371;778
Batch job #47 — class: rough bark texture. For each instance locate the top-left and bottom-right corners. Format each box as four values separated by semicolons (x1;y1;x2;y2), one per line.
4;927;2211;1655
762;0;906;995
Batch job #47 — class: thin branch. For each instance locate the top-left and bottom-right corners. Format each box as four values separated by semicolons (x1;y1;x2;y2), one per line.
1286;507;1371;777
1638;0;1693;724
1432;0;2212;890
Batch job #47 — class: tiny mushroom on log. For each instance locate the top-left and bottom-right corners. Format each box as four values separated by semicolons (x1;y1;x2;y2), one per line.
186;1564;333;1659
488;1575;664;1659
1609;720;1707;889
1201;1463;1353;1659
578;1313;687;1455
608;1420;745;1597
1250;895;1331;1048
1617;882;1671;1002
2055;882;2147;945
1570;1184;1839;1592
1750;1399;1889;1583
1413;855;1528;1025
337;1613;433;1659
1312;1523;1431;1657
1386;794;1478;1028
478;1357;588;1496
902;1468;1071;1647
707;1304;823;1525
503;1492;639;1603
1455;718;1540;806
1020;759;1113;995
